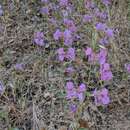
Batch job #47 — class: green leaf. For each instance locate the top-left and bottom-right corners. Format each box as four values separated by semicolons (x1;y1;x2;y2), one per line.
0;111;7;119
85;92;91;97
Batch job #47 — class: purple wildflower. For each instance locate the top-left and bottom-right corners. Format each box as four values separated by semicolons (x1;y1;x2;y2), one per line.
64;29;73;46
97;49;107;64
77;92;84;102
57;48;65;61
64;19;77;32
93;88;110;105
40;6;49;15
66;47;75;61
99;37;109;45
66;81;74;90
97;49;113;81
0;5;3;16
66;81;77;99
0;81;4;94
34;31;45;46
100;63;113;81
125;64;130;73
14;63;24;70
85;47;97;63
94;8;101;17
49;18;57;25
83;15;93;23
65;82;86;102
41;0;49;3
76;83;86;102
105;28;114;38
102;63;110;70
99;11;108;20
94;9;108;20
85;0;96;9
102;0;111;6
78;83;86;92
59;0;68;7
95;22;107;31
75;34;80;40
85;47;93;56
66;90;77;99
88;53;97;62
69;104;77;113
53;29;63;40
101;71;113;81
57;48;75;61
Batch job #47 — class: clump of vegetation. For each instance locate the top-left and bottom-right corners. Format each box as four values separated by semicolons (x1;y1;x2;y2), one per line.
0;0;129;130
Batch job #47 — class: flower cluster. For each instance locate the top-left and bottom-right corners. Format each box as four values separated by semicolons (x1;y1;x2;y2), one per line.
36;0;119;111
97;48;108;64
84;0;113;46
83;0;113;83
34;31;45;46
69;104;77;113
85;47;113;81
93;88;110;105
40;0;50;15
98;49;113;81
84;0;96;9
52;0;114;110
66;81;86;102
85;47;97;63
83;14;93;23
63;29;73;46
53;17;77;47
64;19;77;33
125;63;130;73
100;63;113;81
57;47;75;61
95;21;114;46
52;0;79;111
40;6;49;15
0;0;129;119
54;28;74;46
